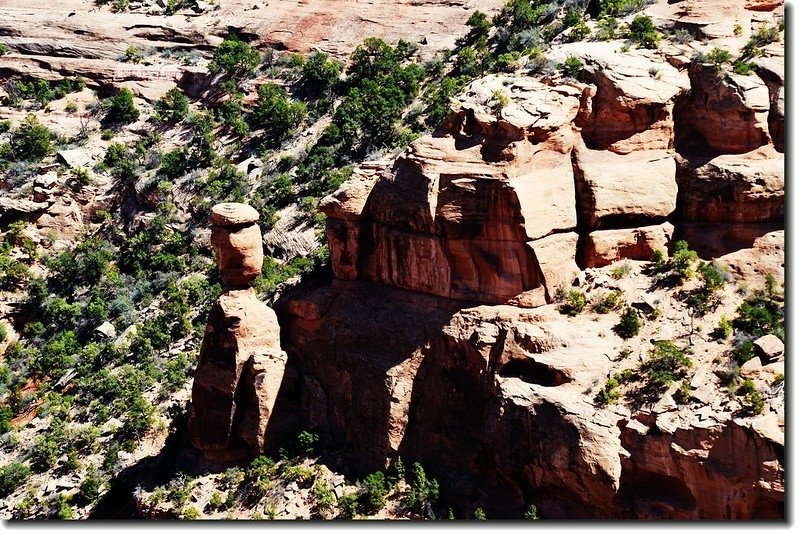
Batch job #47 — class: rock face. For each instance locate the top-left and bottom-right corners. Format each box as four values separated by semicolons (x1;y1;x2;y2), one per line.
0;0;507;98
572;43;690;154
282;280;784;519
283;42;785;518
189;203;290;459
681;64;771;154
678;147;784;223
320;76;582;307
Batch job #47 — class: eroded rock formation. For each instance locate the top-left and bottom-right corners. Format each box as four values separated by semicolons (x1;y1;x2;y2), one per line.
281;45;785;518
189;203;290;459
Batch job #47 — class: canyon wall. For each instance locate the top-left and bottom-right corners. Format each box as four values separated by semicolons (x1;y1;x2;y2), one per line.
276;38;785;518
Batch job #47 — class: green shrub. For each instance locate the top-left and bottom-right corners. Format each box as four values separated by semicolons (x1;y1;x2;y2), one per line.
208;491;224;511
0;44;8;56
103;139;133;167
405;462;439;518
712;316;733;340
666;240;698;281
56;493;74;519
312;480;336;517
568;21;591;42
363;471;387;513
466;10;492;42
474;508;487;520
743;24;781;58
523;504;539;519
640;341;692;390
596;17;618;41
733;60;757;75
103;88;140;123
283;464;314;485
734;277;784;340
593;290;624;314
706;47;732;70
245;456;276;494
628;15;660;49
250;83;307;147
28;434;60;472
738;378;764;415
560;55;582;79
595;377;621;406
560;290;586;316
337;492;360;519
209;36;260;77
599;0;645;18
672;28;693;44
72;167;92;186
300;52;343;97
0;461;31;497
0;119;10;134
168;475;194;507
10;114;52;161
615;307;641;339
297;430;319;456
77;464;103;504
154;87;189;123
159;148;187;179
65;101;78;113
181;506;200;520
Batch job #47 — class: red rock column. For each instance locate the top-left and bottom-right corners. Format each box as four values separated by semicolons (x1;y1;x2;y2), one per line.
188;203;288;459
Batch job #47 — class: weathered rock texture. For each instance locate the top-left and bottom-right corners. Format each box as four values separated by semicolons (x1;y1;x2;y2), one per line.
189;204;290;459
281;22;785;518
321;76;584;307
210;203;264;287
680;64;771;155
282;280;784;519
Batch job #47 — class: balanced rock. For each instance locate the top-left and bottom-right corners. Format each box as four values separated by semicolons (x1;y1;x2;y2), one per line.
189;203;289;459
211;203;263;287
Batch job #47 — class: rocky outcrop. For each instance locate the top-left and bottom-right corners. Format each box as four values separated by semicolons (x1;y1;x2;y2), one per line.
210;203;264;287
583;222;674;268
681;64;771;155
189;203;290;459
678;146;784;223
283;42;785;517
571;43;690;154
573;145;678;230
282;277;785;519
0;0;507;97
320;76;582;306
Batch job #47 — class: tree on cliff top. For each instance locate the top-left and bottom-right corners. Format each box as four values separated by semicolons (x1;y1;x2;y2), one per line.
209;36;261;78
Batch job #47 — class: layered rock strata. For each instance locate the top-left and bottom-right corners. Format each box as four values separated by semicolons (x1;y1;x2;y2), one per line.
188;203;289;459
283;45;785;518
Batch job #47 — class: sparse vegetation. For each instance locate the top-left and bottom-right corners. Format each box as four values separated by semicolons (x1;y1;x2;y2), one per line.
560;290;586;316
627;15;660;49
615;307;641;339
560;55;582;79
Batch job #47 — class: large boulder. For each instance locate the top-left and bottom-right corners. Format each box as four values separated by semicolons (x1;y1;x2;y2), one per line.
210;203;263;287
683;64;771;154
573;145;677;230
583;222;674;268
569;42;690;154
678;146;784;223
